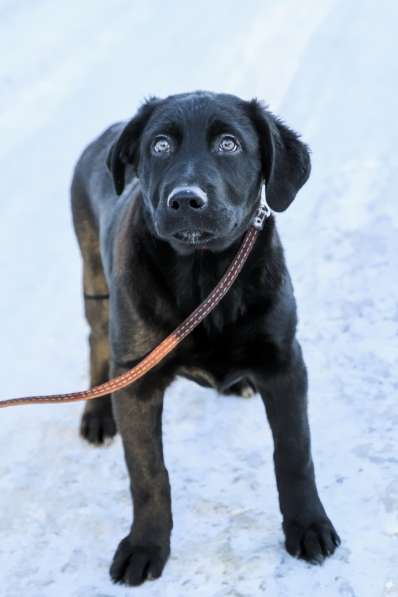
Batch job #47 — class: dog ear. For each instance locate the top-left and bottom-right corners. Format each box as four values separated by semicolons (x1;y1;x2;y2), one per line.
247;99;311;212
106;97;160;195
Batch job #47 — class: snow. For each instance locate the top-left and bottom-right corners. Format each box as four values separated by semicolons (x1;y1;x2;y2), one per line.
0;1;397;595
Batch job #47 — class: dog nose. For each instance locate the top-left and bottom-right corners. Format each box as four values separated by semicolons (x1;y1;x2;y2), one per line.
167;187;208;212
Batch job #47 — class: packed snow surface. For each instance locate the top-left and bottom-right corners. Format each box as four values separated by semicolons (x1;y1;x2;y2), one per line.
0;1;397;595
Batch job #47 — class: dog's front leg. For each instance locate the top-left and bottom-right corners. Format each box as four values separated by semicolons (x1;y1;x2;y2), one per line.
109;366;173;586
255;340;340;563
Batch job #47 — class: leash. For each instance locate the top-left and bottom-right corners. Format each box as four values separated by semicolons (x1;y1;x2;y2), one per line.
0;187;271;409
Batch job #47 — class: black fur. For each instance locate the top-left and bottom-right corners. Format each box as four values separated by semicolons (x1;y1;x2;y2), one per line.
71;91;340;587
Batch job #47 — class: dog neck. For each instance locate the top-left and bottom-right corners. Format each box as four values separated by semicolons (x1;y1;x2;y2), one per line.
129;192;280;335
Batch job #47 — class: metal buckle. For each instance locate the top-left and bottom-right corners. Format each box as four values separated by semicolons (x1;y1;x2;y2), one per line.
253;184;271;230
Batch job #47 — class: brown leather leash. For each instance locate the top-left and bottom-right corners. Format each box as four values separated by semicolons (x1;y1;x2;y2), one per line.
0;187;271;409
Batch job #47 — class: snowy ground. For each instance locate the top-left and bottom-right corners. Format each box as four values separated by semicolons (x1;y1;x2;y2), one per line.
0;1;397;595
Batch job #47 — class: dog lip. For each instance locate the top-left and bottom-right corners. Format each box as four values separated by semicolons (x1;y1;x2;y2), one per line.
172;230;215;244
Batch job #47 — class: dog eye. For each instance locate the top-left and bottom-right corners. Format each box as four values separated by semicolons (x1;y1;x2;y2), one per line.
152;136;172;154
217;135;241;153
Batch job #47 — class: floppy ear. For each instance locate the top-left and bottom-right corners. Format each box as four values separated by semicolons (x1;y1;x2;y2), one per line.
106;97;160;195
247;99;311;212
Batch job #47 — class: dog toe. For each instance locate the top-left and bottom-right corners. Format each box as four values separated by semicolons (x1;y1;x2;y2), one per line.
110;536;169;586
284;518;340;563
80;409;117;445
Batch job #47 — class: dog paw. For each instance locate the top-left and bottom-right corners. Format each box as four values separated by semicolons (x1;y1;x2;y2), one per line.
283;518;341;564
80;406;117;446
110;536;169;586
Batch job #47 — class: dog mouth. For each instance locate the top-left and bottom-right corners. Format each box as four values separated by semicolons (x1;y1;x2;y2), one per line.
172;230;215;245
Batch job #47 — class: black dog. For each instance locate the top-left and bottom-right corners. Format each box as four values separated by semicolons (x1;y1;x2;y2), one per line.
71;91;340;586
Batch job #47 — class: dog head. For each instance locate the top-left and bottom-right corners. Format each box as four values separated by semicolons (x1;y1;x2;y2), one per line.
107;91;311;254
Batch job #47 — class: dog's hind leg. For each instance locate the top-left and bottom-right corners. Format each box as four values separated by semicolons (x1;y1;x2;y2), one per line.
71;176;117;445
80;292;117;445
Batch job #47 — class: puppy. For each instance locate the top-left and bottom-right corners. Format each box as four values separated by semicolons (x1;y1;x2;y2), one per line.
71;91;340;586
